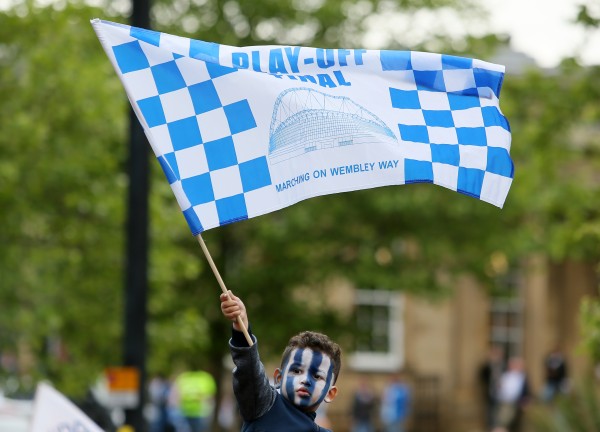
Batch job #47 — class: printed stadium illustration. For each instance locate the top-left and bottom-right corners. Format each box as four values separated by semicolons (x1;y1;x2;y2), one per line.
268;88;398;165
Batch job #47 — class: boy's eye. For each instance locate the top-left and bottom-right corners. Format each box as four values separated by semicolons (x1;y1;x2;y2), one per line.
291;367;302;374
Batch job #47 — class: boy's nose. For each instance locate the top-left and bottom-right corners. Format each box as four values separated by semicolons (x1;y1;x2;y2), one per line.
301;375;312;386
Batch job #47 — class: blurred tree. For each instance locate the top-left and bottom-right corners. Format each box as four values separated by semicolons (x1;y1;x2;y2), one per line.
501;62;600;262
580;294;600;364
0;4;128;395
0;0;484;401
1;0;598;420
0;0;490;402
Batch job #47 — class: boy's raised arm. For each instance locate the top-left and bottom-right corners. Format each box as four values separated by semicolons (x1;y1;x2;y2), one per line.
220;290;275;421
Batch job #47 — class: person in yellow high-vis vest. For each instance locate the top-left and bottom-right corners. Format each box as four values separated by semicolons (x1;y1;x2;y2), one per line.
171;370;216;432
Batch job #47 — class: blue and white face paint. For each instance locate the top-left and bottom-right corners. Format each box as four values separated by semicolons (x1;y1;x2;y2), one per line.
279;348;335;409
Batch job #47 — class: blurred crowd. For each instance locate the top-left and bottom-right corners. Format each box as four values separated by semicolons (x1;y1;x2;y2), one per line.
347;373;412;432
478;346;569;432
147;370;228;432
0;347;574;432
149;369;413;432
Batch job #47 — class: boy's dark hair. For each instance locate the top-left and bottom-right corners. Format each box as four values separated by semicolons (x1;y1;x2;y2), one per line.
281;331;342;384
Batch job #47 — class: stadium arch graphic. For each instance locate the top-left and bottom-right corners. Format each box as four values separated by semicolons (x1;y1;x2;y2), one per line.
268;87;398;165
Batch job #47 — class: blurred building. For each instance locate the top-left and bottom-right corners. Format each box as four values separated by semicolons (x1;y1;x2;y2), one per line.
315;258;598;432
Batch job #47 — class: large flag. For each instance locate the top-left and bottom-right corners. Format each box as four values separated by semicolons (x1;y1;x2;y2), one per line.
30;382;103;432
92;19;513;235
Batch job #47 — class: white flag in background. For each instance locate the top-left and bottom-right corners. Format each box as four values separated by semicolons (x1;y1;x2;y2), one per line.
30;382;103;432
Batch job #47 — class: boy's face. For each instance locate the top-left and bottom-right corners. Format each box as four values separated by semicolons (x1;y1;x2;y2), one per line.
275;347;337;411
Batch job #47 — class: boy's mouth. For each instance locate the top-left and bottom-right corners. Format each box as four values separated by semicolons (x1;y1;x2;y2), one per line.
297;388;311;397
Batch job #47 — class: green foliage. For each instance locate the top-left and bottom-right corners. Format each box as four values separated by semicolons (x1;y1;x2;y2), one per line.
1;0;599;404
576;4;600;29
580;294;600;363
0;0;485;398
529;382;600;432
148;0;479;49
0;3;128;396
500;63;600;262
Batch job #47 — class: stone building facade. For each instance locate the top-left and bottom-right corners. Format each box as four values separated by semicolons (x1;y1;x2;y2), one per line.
321;258;598;432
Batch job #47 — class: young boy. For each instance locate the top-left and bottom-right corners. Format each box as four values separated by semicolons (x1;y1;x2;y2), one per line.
220;290;341;431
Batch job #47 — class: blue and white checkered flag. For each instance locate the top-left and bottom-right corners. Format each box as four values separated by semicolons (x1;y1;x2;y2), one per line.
92;19;513;235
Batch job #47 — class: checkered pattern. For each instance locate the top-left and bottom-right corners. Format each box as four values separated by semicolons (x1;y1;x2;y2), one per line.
92;19;513;235
381;50;513;203
95;20;270;235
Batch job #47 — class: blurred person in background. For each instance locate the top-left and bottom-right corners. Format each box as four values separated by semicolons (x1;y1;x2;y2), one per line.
380;372;410;432
350;377;377;432
148;373;175;432
541;347;568;402
170;370;216;432
494;357;529;432
478;346;504;430
217;391;237;431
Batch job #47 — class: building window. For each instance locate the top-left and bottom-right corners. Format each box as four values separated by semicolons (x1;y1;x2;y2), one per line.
490;299;523;359
490;271;523;360
349;289;404;372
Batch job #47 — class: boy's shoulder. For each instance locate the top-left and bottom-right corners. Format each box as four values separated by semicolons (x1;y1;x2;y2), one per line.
244;392;329;431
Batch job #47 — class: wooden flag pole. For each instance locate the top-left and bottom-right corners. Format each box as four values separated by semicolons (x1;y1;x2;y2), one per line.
196;234;254;346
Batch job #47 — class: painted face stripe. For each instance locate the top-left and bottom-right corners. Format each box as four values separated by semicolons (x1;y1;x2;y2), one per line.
284;348;304;404
308;350;329;406
282;348;334;408
297;348;317;407
310;350;323;374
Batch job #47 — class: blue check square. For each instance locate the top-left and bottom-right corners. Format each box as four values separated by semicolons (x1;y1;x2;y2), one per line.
413;71;446;91
487;147;513;177
431;144;459;166
457;167;484;198
240;157;272;192
130;27;160;47
168;117;202;151
138;96;166;127
224;100;257;134
482;106;510;131
216;194;248;225
399;125;429;143
423;110;454;127
204;136;238;171
182;173;214;205
152;61;186;94
189;81;222;114
390;88;421;109
448;93;480;110
380;50;412;71
158;155;178;184
164;152;180;180
405;159;433;183
207;63;238;79
475;69;503;98
183;207;203;235
441;54;472;70
457;127;487;146
113;41;149;74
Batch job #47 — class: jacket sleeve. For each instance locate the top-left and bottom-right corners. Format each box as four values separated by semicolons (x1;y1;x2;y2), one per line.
230;333;277;421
